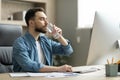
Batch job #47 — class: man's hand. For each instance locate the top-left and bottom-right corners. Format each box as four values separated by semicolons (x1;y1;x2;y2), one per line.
52;25;62;35
57;64;72;72
51;25;62;39
47;24;68;46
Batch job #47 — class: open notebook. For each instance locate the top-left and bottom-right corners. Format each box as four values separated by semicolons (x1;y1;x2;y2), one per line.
72;65;104;73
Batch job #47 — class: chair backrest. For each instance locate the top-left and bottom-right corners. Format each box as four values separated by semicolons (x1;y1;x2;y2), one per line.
0;24;22;73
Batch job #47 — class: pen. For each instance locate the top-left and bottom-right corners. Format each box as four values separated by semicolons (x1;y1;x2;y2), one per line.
107;57;115;64
107;59;110;64
112;57;114;64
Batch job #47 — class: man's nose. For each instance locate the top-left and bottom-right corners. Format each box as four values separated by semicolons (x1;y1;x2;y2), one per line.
45;19;48;24
45;20;48;25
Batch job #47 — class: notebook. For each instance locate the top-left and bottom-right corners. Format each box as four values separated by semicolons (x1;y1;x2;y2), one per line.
72;66;101;73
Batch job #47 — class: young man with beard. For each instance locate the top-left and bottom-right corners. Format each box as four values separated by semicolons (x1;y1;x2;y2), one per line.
12;7;73;72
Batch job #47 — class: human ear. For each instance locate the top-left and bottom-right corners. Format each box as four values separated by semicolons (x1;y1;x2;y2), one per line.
29;20;34;26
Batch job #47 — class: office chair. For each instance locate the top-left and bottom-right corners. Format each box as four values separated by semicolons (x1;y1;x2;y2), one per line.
0;24;22;73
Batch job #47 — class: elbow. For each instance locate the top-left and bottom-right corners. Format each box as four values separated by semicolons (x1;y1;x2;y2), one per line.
65;48;73;56
69;48;73;55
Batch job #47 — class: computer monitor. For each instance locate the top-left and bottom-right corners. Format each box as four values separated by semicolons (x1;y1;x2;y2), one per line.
87;12;120;65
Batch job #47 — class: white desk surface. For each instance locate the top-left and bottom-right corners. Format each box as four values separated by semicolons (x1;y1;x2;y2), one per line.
0;65;120;80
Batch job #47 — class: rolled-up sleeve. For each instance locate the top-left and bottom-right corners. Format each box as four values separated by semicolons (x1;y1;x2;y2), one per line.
51;39;73;56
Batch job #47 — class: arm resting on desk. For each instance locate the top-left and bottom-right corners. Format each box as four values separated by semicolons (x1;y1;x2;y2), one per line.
39;64;72;72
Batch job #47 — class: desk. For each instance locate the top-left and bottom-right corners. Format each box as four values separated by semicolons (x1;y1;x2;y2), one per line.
0;65;120;80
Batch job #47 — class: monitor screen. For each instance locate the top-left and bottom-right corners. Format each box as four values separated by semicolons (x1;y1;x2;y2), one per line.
87;12;120;65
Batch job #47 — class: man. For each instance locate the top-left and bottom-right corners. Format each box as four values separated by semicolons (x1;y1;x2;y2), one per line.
12;7;73;72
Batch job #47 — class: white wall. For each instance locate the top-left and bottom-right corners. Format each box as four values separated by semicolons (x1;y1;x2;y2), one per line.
78;0;96;28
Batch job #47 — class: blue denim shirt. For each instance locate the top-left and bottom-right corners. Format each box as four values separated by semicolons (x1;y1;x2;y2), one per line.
12;32;73;72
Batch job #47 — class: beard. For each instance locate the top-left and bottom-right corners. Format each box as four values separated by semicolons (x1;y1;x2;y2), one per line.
35;28;47;33
35;27;47;33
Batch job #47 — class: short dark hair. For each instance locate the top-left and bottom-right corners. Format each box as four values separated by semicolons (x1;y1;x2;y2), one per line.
25;7;46;26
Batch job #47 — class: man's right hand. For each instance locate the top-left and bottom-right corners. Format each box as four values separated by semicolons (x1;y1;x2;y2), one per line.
58;64;72;72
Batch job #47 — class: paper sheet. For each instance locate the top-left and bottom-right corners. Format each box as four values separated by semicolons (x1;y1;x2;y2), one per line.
9;72;79;78
9;73;30;77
